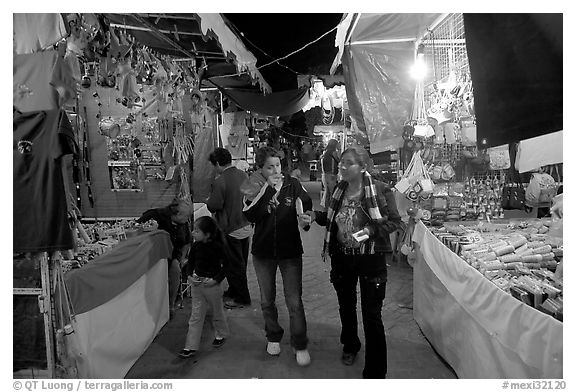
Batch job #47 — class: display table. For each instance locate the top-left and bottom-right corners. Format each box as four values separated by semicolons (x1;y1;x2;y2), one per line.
65;230;173;378
412;221;563;378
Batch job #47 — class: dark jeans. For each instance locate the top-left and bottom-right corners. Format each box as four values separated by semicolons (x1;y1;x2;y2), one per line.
223;235;251;304
252;255;308;350
330;252;388;379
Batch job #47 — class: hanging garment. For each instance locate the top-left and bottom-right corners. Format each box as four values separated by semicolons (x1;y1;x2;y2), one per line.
221;112;248;159
13;13;68;54
13;109;78;252
14;50;77;113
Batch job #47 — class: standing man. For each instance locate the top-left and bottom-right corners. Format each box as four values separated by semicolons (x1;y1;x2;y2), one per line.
207;148;252;308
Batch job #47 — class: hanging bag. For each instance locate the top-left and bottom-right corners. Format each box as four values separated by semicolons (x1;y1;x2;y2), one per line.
395;150;419;193
488;144;511;170
500;184;512;209
502;182;525;210
460;119;477;146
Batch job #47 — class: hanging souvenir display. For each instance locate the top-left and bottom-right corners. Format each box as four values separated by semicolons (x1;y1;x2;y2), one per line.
488;144;511;170
395;151;434;201
108;163;141;191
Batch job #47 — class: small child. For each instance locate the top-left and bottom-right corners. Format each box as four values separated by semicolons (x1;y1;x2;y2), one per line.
178;216;230;359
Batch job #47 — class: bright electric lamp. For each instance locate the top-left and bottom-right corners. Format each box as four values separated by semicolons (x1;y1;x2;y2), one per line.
410;58;427;80
410;43;427;80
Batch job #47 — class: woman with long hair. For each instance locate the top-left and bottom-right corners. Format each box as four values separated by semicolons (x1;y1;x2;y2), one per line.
309;145;401;378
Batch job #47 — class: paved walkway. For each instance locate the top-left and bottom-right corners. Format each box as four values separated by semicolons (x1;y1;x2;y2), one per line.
126;182;457;379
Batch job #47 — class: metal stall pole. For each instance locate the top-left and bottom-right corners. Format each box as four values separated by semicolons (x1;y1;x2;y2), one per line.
219;90;224;147
14;253;56;378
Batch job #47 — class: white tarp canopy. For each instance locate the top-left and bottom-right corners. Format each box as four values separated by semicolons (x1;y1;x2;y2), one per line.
330;13;445;74
329;13;445;153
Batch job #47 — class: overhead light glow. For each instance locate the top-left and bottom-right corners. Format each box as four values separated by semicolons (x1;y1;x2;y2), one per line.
410;43;427;80
410;60;427;80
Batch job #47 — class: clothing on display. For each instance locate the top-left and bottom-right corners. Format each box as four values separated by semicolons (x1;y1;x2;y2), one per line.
13;14;69;54
14;50;76;113
13;109;77;252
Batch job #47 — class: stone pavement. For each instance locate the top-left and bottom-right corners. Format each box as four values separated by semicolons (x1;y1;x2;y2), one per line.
125;182;457;379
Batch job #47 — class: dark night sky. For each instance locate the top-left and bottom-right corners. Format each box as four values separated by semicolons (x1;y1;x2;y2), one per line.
224;13;344;91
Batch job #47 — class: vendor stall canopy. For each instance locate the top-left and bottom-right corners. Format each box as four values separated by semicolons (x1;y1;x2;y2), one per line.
104;13;271;93
104;14;310;117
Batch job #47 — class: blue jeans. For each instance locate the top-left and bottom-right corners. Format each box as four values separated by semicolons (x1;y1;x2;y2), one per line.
252;256;308;350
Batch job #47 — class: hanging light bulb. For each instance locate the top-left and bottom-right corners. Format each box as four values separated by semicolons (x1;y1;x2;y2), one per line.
410;44;427;80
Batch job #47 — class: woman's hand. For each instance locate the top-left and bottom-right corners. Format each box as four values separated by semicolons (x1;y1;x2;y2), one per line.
297;213;312;228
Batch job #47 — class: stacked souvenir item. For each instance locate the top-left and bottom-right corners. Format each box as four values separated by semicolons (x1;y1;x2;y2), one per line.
429;219;563;321
62;218;159;272
462;175;507;220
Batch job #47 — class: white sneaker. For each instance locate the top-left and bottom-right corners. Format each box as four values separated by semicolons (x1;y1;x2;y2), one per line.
294;348;311;366
266;342;281;356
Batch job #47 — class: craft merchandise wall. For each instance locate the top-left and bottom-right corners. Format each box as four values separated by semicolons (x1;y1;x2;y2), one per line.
69;85;180;218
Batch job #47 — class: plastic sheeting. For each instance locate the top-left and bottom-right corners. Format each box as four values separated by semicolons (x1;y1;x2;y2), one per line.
331;14;442;74
412;222;563;378
343;43;414;153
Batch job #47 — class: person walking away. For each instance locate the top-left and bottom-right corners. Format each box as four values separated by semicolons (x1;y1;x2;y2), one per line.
207;148;252;308
243;146;314;366
308;145;401;378
321;139;340;207
178;216;230;358
136;199;192;320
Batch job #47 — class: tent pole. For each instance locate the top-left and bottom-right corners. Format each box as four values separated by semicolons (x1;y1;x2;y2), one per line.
218;90;224;147
131;14;197;59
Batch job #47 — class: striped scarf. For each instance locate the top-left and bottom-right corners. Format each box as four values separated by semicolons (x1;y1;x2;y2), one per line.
322;171;383;261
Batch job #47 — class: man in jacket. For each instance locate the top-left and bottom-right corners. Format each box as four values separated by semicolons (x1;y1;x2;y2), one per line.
207;148;252;308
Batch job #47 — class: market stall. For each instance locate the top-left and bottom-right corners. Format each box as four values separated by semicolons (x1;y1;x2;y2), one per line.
13;12;271;378
412;221;562;378
330;12;564;379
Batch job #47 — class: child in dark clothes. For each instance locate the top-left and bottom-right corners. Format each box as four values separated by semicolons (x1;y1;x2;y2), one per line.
178;216;230;358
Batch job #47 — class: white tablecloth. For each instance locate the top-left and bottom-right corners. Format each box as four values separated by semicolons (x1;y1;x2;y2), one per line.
412;221;563;378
